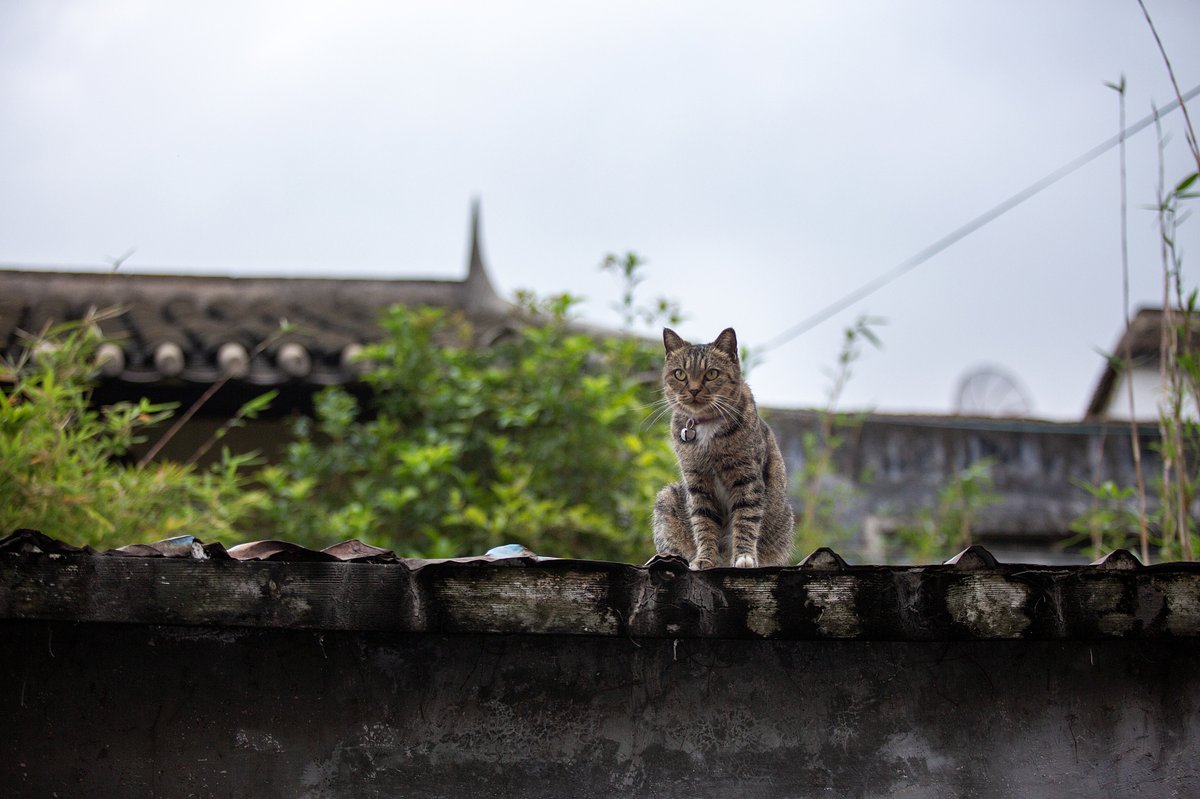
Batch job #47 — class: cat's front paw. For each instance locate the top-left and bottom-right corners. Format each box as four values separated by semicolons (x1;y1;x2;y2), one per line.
689;557;715;571
734;554;758;569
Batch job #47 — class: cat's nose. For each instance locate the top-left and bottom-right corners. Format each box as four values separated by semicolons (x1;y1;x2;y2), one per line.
689;388;701;397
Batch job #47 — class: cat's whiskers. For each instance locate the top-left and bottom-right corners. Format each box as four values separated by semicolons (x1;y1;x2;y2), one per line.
632;397;670;411
709;396;742;424
710;399;733;424
641;396;675;429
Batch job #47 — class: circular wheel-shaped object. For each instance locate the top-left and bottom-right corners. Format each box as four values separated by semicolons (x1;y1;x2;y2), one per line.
955;366;1033;417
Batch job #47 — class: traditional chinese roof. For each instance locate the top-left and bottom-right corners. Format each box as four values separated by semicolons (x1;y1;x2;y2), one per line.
0;204;510;396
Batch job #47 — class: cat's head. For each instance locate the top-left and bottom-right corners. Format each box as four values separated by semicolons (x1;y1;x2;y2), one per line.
661;327;742;415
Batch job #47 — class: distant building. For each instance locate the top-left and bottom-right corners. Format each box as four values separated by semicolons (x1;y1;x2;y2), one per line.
0;204;513;460
1085;307;1199;422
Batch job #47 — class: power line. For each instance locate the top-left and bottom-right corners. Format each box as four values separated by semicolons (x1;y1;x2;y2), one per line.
759;82;1200;354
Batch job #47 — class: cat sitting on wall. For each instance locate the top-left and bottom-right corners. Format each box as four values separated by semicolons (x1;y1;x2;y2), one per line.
652;327;795;569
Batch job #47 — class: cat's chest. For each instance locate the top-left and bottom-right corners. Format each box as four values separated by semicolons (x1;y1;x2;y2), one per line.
712;474;733;514
691;422;720;447
681;423;736;509
679;414;733;448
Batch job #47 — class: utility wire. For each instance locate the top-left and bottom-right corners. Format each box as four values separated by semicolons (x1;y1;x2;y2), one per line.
759;82;1200;354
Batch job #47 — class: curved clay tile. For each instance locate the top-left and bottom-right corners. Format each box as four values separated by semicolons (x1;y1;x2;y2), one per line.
153;341;186;377
276;342;311;378
95;342;126;377
216;342;251;379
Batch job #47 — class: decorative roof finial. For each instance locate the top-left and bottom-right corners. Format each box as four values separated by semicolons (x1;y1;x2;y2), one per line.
464;198;507;316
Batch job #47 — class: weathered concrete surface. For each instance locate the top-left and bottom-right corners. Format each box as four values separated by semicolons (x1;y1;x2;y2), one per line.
6;545;1200;640
2;620;1197;798
5;533;1199;796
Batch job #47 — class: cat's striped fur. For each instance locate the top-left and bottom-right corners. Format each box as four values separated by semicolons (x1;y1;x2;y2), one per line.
652;327;795;569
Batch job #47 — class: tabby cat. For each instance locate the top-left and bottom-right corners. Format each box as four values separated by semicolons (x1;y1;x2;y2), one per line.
652;327;795;568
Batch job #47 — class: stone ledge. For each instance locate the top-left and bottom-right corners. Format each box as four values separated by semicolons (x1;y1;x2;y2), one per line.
4;532;1198;640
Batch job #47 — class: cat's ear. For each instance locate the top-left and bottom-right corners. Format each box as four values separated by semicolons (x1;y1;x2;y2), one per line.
663;328;688;355
712;328;738;360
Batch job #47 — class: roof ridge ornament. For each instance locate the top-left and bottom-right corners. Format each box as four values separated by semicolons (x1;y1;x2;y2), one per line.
463;198;509;317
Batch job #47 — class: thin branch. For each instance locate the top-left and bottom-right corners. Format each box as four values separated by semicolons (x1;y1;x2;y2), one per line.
1138;0;1200;174
136;378;227;467
1110;78;1152;563
137;326;292;467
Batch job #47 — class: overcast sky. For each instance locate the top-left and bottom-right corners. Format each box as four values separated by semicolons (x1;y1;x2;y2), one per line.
3;1;1200;419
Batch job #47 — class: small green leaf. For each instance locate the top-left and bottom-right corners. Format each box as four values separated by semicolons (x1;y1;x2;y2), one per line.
238;390;278;420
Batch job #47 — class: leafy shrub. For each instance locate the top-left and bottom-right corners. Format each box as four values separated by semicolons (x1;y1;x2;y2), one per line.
252;295;677;561
893;458;1001;562
0;314;265;548
1067;480;1143;559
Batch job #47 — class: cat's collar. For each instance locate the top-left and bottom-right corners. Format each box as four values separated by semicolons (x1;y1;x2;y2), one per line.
680;415;720;442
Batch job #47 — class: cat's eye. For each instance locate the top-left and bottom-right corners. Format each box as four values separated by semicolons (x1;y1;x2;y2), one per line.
672;368;686;381
704;368;720;381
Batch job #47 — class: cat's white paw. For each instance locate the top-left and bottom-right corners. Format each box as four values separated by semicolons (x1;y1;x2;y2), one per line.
734;554;758;569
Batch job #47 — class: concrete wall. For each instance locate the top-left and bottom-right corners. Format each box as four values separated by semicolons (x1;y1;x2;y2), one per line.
3;620;1198;798
767;410;1160;563
4;532;1200;797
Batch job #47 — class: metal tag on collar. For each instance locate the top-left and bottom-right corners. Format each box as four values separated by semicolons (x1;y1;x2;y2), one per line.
680;417;697;442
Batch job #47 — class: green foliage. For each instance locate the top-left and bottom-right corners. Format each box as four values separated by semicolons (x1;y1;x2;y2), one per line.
1149;151;1200;561
1068;480;1142;559
792;315;883;558
894;458;1002;563
0;315;265;548
791;418;862;558
1076;81;1200;563
600;251;684;330
252;297;677;560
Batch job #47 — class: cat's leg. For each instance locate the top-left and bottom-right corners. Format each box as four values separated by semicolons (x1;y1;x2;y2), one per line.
753;442;798;567
726;473;767;568
754;500;796;567
652;482;695;563
682;472;724;569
